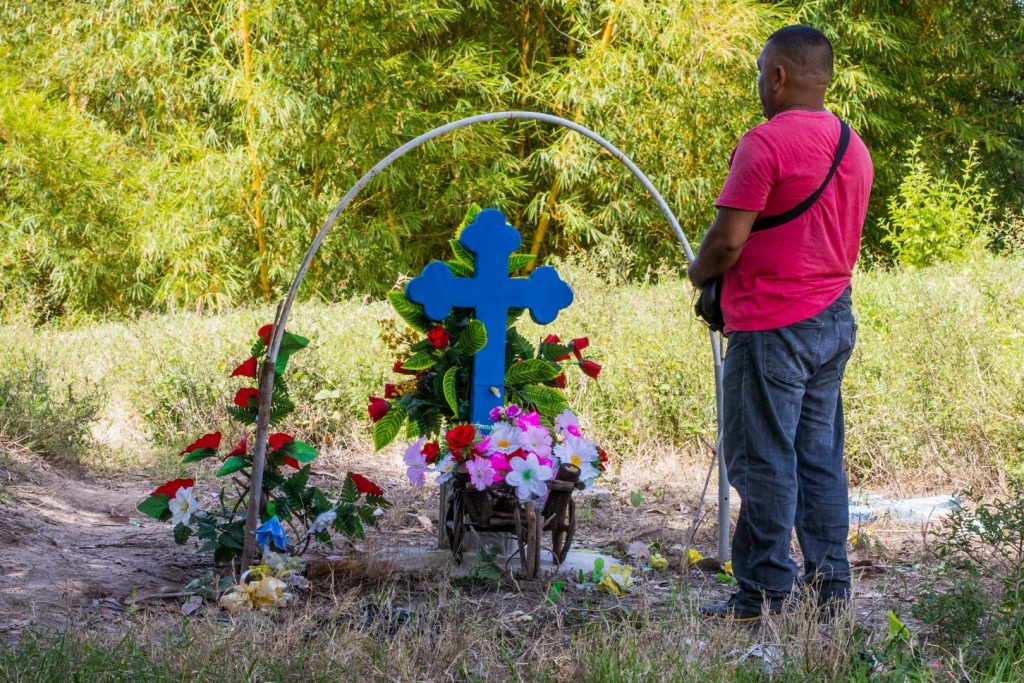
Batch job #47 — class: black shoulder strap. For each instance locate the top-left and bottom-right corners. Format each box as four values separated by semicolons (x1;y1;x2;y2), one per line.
749;120;850;233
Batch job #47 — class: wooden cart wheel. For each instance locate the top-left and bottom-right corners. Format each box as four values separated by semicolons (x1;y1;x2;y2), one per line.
445;486;465;563
550;497;576;564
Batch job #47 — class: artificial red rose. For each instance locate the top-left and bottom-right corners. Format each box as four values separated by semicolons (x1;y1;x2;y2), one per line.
367;397;389;422
554;373;567;389
393;359;418;376
445;424;476;453
542;334;561;345
234;387;260;408
422;441;440;464
581;360;602;380
570;336;590;360
384;383;401;399
507;448;526;463
284;456;300;470
180;432;222;455
268;432;293;451
152;478;194;498
231;357;258;378
349;472;384;496
426;325;450;349
258;324;274;344
227;436;247;458
597;449;608;471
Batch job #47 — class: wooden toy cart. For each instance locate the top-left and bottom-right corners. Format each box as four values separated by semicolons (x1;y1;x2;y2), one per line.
444;464;584;578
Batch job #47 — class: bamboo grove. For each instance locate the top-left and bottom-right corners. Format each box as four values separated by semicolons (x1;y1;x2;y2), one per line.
1;0;1022;320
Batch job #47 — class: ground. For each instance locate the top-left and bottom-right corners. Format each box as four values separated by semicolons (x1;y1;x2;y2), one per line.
0;444;922;649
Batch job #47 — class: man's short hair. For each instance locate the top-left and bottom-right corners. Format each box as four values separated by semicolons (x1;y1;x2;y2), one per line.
767;25;834;81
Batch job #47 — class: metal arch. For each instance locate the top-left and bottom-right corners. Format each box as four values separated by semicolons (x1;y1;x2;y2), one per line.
242;111;731;568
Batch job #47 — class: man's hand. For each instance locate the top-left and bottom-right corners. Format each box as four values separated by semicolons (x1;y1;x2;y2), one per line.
687;207;759;287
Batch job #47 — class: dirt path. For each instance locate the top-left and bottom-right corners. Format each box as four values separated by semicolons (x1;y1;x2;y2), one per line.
0;458;198;637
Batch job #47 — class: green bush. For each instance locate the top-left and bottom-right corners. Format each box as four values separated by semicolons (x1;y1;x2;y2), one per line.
881;140;995;268
912;570;991;647
0;355;101;462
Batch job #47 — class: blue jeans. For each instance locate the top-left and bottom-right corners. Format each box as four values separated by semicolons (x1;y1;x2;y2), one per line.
722;289;856;611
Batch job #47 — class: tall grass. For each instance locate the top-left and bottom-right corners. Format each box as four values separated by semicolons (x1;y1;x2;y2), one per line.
2;255;1021;488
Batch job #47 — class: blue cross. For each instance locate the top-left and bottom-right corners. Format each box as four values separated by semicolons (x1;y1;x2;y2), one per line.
405;209;574;426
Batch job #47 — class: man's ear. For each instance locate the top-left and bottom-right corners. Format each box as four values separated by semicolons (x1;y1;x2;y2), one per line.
774;64;786;90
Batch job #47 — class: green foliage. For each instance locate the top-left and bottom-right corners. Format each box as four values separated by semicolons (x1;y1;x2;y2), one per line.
3;0;1021;320
912;570;990;647
0;355;101;462
882;141;996;267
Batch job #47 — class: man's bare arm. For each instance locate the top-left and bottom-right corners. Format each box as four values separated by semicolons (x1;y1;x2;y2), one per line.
687;207;759;287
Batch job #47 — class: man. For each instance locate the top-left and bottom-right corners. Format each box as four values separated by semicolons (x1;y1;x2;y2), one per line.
688;25;873;620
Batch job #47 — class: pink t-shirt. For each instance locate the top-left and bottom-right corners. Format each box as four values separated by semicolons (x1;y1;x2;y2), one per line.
716;110;873;333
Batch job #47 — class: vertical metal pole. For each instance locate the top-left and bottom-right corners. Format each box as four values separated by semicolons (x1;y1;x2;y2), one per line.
711;329;731;562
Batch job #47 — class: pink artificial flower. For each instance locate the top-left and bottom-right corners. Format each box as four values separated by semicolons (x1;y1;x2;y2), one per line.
489;406;503;422
516;410;541;431
466;457;496;492
488;453;512;483
519;424;552;458
504;404;522;419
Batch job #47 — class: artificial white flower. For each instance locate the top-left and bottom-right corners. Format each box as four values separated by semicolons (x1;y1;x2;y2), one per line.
433;454;456;484
554;409;580;436
170;486;198;526
505;453;554;501
488;422;520;454
554;435;600;484
519;425;553;458
307;509;337;536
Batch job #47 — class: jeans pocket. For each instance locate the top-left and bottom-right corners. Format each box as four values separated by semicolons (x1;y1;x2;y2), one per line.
764;322;823;385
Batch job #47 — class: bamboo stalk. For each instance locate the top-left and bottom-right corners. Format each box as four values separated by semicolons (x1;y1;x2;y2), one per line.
526;3;620;266
239;0;271;301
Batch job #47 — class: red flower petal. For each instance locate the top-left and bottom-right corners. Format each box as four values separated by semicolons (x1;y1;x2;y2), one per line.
268;432;293;451
426;325;450;349
393;360;417;376
180;432;221;455
284;456;300;470
367;397;389;423
445;424;476;452
571;337;590;360
554;373;567;389
234;387;260;408
581;360;602;380
227;436;247;458
542;334;561;344
349;472;384;496
231;357;258;378
422;442;440;464
152;478;194;498
384;383;400;399
258;324;274;345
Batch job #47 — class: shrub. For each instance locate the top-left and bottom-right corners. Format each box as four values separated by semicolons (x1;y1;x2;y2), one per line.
881;140;995;268
912;569;991;647
0;355;101;462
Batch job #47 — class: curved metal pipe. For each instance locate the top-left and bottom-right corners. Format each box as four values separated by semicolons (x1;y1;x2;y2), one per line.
241;111;729;568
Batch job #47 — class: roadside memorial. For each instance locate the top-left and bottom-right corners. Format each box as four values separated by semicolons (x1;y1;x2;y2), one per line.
369;207;607;577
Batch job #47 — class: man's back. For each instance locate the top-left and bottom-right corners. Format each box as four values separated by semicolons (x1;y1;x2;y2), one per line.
716;110;873;333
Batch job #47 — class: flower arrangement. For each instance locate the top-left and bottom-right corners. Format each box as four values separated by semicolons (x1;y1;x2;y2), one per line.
138;325;390;565
370;206;606;502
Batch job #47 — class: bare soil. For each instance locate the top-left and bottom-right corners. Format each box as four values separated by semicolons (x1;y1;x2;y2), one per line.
0;445;923;642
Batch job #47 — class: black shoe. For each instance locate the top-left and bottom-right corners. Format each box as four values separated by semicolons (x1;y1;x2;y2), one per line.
698;596;763;622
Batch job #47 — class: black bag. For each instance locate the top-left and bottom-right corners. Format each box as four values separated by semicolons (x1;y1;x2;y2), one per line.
694;120;851;333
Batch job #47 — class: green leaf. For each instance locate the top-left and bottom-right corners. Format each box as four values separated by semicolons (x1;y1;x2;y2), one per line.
405;418;420;439
402;351;437;371
456;204;482;236
508;253;535;272
137;494;170;521
388;291;431;333
216;456;250;477
285;440;318;463
227;406;257;425
445;260;474;278
449;239;475;267
505;358;561;385
629;491;643;508
543;580;565;606
887;610;910;643
181;447;217;464
372;404;406;451
520;385;569;417
266;500;278;517
455;320;487;355
507;327;535;361
442;366;459;415
173;523;193;545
